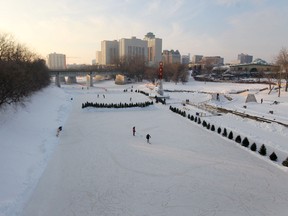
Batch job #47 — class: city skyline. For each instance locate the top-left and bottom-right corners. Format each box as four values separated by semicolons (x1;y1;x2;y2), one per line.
0;0;287;64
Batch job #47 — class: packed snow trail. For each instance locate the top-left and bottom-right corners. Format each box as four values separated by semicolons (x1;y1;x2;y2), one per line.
23;90;288;216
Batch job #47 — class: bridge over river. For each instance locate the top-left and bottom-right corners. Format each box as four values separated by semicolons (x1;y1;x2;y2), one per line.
49;68;122;87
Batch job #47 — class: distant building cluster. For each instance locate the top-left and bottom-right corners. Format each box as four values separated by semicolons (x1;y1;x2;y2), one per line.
47;32;267;78
162;49;181;64
96;32;163;66
190;55;225;73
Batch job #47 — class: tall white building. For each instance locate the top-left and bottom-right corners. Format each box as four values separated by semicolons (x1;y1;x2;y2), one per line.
101;40;119;65
144;32;162;66
96;51;102;65
47;52;66;69
162;50;181;64
119;36;147;59
98;33;162;66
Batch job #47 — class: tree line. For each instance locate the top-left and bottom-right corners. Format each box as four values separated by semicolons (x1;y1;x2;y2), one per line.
0;33;50;108
169;105;288;167
111;55;189;83
82;101;153;109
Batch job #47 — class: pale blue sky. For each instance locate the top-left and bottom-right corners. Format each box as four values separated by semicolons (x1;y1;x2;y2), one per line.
0;0;287;64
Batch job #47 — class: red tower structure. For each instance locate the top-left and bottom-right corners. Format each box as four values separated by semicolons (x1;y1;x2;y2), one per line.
159;61;163;80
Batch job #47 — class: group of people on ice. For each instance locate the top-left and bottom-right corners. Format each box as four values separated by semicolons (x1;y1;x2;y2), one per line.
57;125;152;144
133;126;151;144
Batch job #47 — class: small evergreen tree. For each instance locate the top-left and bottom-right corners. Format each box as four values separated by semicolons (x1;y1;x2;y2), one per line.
211;125;215;131
217;127;221;134
202;121;207;127
191;115;194;121
194;117;198;122
250;143;257;151
207;123;210;130
222;128;227;137
269;152;278;161
242;137;250;147
259;144;267;156
235;135;242;143
188;114;190;119
228;131;233;140
282;157;288;167
198;118;201;124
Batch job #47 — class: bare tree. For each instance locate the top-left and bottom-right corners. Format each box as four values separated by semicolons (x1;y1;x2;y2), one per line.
0;32;50;108
144;67;157;82
200;58;214;74
275;47;288;94
117;55;146;81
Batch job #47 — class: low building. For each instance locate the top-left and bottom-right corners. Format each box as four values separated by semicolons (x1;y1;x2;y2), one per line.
230;58;278;73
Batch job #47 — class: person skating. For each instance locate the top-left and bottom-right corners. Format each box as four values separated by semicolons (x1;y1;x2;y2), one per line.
56;126;62;137
146;134;151;144
133;126;136;136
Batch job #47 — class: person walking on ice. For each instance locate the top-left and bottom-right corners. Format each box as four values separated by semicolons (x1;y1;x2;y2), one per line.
146;134;151;144
133;126;136;136
56;126;62;137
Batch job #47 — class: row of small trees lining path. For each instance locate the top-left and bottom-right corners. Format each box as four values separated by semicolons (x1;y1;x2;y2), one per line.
81;89;154;109
82;101;153;109
165;89;288;127
169;105;288;167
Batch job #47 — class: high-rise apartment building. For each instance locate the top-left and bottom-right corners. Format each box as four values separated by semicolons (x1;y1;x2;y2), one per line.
162;50;181;64
96;51;102;65
191;55;203;64
98;33;162;66
237;53;253;64
47;52;66;69
144;32;162;66
101;40;119;65
181;54;190;64
119;36;147;59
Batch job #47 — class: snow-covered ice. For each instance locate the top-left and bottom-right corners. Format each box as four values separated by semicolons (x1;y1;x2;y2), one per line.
1;79;288;216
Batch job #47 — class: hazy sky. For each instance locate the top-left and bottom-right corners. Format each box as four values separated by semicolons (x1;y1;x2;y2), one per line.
0;0;287;64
